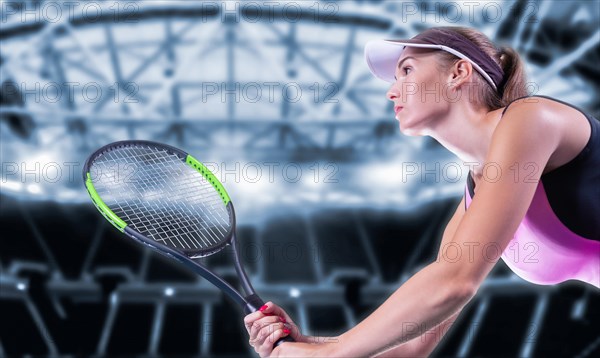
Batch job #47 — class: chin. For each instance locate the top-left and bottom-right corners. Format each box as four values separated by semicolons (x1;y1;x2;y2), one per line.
401;129;423;137
397;114;429;136
398;122;422;136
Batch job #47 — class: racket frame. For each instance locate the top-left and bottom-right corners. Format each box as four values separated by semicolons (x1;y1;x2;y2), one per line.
83;140;265;313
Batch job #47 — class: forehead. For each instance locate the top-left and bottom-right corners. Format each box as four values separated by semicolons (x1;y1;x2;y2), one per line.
396;47;438;65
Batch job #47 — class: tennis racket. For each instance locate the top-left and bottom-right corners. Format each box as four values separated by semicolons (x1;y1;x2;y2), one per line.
82;140;294;347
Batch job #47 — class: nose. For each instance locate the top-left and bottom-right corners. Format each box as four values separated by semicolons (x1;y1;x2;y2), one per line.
386;84;399;102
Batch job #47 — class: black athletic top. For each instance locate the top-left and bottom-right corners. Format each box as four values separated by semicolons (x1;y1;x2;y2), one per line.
467;95;600;241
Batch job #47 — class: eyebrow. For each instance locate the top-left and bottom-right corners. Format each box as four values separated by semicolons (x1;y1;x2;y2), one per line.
397;56;416;69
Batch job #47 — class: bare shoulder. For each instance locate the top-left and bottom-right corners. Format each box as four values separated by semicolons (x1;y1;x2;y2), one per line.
491;98;561;157
499;97;591;172
503;96;583;120
501;97;562;127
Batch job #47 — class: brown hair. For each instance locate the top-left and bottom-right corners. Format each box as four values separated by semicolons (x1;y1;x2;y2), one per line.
433;26;529;110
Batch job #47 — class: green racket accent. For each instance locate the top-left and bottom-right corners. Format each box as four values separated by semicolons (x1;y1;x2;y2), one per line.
185;154;230;206
85;172;127;232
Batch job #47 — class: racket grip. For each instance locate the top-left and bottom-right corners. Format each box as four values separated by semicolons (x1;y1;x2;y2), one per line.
274;335;295;346
243;293;267;314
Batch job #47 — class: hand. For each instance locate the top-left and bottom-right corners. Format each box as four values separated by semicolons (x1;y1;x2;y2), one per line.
244;301;305;357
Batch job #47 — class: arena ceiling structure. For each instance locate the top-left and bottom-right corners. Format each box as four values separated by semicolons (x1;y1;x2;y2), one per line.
2;0;598;211
1;1;599;357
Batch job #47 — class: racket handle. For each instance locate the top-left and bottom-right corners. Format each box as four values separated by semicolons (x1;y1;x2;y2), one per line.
243;293;267;314
243;294;296;346
274;335;295;346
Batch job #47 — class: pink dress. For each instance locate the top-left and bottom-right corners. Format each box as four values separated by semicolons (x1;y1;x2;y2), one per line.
465;179;599;288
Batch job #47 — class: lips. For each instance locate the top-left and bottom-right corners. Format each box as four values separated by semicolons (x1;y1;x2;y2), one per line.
394;105;404;114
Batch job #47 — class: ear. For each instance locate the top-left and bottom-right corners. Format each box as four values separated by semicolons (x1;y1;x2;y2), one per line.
448;59;473;88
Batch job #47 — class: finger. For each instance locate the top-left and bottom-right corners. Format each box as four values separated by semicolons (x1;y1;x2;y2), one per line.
259;302;283;316
244;301;281;329
259;327;291;357
256;303;304;342
260;302;295;325
250;316;280;344
244;310;278;335
268;326;291;345
244;312;259;331
281;323;303;342
244;311;269;332
256;322;286;348
250;316;286;343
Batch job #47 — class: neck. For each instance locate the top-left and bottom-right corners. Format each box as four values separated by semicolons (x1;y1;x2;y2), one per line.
424;101;503;176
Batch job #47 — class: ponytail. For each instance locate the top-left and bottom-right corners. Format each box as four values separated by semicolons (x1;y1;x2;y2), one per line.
497;46;529;106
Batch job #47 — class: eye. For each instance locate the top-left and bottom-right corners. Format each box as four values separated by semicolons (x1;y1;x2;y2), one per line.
402;66;412;75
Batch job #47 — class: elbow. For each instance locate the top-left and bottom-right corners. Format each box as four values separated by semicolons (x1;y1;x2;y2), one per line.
435;281;476;316
436;265;479;309
448;280;477;304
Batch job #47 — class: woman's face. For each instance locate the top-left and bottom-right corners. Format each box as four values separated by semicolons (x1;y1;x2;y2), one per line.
386;48;452;135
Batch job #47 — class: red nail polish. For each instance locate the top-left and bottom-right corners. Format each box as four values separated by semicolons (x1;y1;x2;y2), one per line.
279;317;286;323
283;328;291;335
259;305;268;312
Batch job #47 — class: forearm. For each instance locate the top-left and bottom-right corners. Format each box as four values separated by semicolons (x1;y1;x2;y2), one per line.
373;310;460;358
334;262;475;357
302;335;338;344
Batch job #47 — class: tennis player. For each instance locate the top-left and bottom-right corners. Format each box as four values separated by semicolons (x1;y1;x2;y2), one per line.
244;26;600;357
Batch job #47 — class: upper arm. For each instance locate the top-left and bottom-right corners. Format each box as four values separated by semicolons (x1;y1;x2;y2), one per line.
434;195;466;263
441;196;465;244
442;101;561;287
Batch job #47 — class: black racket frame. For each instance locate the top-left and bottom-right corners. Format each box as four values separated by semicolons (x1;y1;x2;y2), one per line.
83;140;282;319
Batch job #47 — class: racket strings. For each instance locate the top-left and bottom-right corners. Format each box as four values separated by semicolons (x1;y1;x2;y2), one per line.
103;146;228;249
118;146;230;244
90;145;231;253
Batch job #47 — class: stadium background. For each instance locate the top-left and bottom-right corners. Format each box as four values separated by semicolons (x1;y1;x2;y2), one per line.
1;1;599;357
